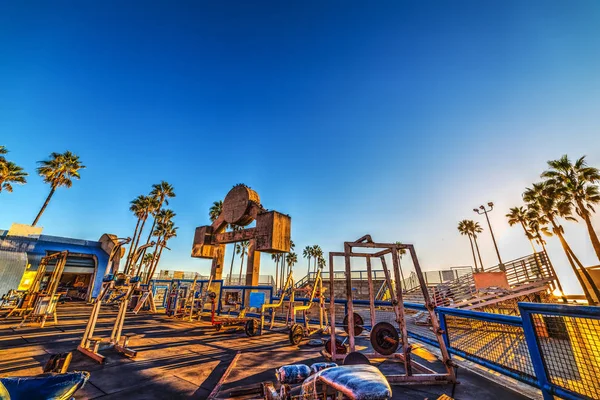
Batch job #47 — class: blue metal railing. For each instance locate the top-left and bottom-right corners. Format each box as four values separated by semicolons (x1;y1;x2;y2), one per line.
269;295;598;399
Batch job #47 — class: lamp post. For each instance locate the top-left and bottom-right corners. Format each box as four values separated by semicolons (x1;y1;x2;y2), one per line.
473;202;505;271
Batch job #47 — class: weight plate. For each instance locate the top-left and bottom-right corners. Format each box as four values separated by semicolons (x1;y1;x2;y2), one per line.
343;351;371;366
215;324;222;331
370;322;400;356
289;324;304;345
342;313;365;336
245;319;258;337
324;338;347;355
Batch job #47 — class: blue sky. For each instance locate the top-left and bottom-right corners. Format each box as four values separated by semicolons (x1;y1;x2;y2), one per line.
1;1;599;294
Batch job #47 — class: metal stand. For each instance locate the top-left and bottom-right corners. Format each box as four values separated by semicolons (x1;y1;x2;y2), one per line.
327;235;457;386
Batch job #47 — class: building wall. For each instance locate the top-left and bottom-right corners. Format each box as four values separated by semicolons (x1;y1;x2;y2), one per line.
0;230;112;298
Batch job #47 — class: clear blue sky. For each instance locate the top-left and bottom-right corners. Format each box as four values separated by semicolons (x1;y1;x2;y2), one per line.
1;1;600;294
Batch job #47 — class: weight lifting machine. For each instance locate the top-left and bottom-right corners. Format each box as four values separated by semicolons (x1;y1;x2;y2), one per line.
326;235;457;386
14;251;69;328
288;265;328;345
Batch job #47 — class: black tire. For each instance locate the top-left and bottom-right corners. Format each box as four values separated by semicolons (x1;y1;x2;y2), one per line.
245;319;258;337
289;324;304;345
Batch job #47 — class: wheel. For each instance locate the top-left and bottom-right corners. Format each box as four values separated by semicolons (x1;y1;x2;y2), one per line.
324;338;347;355
342;313;364;336
245;319;258;337
370;322;400;356
289;324;304;345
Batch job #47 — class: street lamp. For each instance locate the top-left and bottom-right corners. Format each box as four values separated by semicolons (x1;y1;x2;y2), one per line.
473;202;505;271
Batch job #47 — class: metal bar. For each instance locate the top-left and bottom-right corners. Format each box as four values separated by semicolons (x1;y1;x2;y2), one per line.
518;302;600;318
328;251;337;360
344;243;355;352
366;257;376;328
519;305;553;400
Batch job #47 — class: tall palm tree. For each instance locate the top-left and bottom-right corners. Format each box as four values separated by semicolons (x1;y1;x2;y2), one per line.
303;246;313;278
524;181;599;304
468;220;485;271
458;220;479;272
237;240;250;285
146;221;178;283
125;195;153;273
141;182;176;258
209;200;223;222
32;151;85;226
0;145;7;161
506;206;537;253
272;253;282;290
542;155;600;261
287;252;298;273
312;245;323;275
0;161;28;193
140;252;155;282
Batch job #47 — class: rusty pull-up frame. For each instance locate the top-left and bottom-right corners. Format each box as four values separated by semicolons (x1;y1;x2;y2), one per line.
327;235;456;385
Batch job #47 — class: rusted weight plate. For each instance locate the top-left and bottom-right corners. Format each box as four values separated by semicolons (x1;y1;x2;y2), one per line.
370;322;399;356
324;338;347;355
342;313;364;336
222;185;261;226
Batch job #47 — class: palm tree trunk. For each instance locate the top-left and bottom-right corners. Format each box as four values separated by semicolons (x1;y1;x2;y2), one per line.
274;256;279;292
148;244;166;284
238;251;246;285
228;245;236;285
125;218;141;274
32;186;56;226
306;257;311;279
550;219;596;304
473;236;484;272
563;241;600;304
468;235;478;272
520;222;537;253
579;204;600;262
145;238;162;284
126;217;147;274
139;196;164;267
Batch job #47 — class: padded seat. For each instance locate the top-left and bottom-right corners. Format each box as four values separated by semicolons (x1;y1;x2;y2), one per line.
276;364;311;384
301;365;391;400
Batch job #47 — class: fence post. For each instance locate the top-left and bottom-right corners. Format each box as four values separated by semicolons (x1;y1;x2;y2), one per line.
438;311;451;349
519;304;553;400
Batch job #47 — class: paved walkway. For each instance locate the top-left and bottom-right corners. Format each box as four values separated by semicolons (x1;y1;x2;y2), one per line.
0;302;533;399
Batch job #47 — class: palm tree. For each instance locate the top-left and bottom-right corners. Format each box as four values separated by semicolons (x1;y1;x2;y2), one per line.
237;241;250;285
209;200;223;222
287;252;298;273
140;182;176;258
458;220;479;272
506;206;537;253
303;246;313;278
312;245;323;276
272;253;282;290
524;181;599;304
468;221;485;271
32;151;85;226
146;221;178;283
0;145;7;160
125;195;153;273
141;252;155;282
0;161;28;193
542;155;600;261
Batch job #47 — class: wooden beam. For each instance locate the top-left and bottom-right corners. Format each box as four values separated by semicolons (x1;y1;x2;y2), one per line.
214;228;257;244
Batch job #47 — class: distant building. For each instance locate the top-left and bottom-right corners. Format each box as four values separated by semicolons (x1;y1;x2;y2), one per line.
0;223;122;300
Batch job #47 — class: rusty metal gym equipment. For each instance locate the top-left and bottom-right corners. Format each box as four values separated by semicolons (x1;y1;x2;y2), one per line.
326;235;457;386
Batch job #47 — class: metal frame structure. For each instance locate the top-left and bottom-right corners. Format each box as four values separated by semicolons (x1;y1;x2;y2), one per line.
260;269;294;333
15;251;69;328
289;265;328;344
78;272;139;363
328;235;456;385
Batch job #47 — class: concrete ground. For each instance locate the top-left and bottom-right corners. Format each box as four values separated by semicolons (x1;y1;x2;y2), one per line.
0;302;533;399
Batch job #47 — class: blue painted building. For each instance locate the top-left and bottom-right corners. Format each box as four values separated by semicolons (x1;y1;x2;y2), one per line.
0;224;120;300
